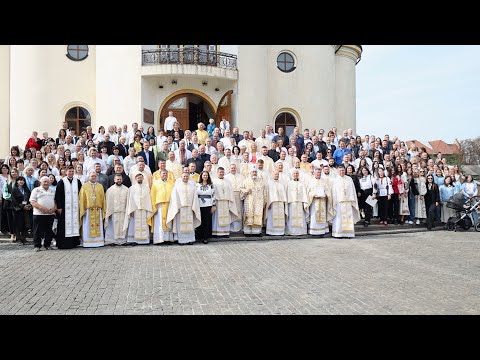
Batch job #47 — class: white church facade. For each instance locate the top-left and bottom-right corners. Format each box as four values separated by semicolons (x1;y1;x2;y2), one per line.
0;45;362;155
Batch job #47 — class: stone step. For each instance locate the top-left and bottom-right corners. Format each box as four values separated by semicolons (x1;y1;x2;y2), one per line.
0;224;445;243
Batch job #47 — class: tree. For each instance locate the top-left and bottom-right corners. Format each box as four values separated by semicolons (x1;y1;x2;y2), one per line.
458;137;480;165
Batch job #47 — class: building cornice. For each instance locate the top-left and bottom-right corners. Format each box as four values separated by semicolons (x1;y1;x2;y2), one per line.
335;45;362;64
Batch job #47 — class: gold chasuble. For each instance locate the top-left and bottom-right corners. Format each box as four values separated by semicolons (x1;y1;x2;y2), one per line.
148;180;174;231
152;170;175;185
79;182;105;238
240;177;266;227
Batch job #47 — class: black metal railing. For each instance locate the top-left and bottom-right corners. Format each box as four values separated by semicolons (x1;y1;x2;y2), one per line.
142;48;237;70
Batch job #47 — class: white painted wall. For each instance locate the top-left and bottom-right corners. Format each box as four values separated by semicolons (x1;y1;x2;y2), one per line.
267;45;336;133
218;45;238;56
237;46;268;134
0;46;10;159
237;45;338;136
95;45;141;131
335;54;357;133
9;45;96;149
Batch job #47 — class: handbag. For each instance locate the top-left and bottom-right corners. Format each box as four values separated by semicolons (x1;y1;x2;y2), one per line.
397;178;404;194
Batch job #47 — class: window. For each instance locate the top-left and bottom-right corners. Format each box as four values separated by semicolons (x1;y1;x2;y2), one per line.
66;45;89;61
65;106;91;135
277;52;295;73
275;112;297;137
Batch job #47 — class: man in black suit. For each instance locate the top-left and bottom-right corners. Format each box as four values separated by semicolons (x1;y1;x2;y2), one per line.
232;127;243;144
108;164;132;188
117;137;129;158
198;145;210;163
98;133;115;155
137;142;156;174
185;148;204;174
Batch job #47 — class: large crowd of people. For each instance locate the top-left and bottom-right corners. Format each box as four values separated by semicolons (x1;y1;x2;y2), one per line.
1;113;478;251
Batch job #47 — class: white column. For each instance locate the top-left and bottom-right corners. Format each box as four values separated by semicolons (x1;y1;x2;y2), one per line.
236;46;268;133
96;45;142;131
335;45;362;134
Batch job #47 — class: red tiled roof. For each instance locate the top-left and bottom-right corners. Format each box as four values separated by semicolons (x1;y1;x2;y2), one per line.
405;140;434;154
428;140;461;155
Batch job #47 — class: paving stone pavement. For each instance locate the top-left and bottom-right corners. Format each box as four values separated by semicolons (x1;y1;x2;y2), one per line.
0;231;479;315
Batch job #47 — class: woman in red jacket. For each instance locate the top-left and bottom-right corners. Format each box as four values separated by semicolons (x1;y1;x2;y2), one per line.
25;131;42;152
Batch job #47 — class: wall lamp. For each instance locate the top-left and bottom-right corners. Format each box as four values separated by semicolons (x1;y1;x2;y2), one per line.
171;79;177;85
202;80;208;86
215;88;220;91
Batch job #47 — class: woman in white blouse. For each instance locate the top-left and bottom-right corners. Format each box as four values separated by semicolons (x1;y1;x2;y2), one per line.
123;148;137;176
373;167;393;226
358;166;376;227
195;171;216;244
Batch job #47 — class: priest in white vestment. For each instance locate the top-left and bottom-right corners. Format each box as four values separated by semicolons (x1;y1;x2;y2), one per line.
329;165;360;238
212;167;238;237
274;162;291;186
265;170;288;235
123;173;153;245
286;169;309;235
225;163;245;233
129;160;152;188
166;151;183;180
257;146;275;173
104;174;129;244
148;169;175;244
166;172;202;244
308;167;332;235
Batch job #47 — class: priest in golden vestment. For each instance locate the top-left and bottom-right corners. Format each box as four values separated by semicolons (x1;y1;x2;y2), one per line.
225;163;245;233
123;173;153;245
240;165;267;236
212;167;238;237
286;169;310;235
79;171;106;248
104;173;129;245
308;167;332;236
329;165;360;238
152;159;175;184
148;169;175;244
166;172;202;245
265;170;288;235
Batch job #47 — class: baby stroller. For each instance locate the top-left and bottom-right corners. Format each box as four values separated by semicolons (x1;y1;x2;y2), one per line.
445;192;480;232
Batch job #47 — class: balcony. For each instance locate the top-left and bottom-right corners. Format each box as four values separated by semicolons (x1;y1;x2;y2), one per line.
141;48;238;80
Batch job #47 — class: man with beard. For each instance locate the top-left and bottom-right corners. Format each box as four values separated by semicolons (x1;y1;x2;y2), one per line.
55;166;82;249
104;173;129;245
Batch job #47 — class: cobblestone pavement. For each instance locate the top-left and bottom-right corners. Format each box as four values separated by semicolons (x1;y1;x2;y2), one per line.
0;231;479;315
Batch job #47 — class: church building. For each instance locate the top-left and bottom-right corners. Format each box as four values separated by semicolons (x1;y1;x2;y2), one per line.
0;45;362;155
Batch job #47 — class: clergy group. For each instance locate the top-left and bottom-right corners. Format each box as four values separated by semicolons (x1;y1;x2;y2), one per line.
27;159;360;250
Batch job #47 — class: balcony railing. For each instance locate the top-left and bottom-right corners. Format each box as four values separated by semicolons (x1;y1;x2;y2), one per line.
142;48;237;70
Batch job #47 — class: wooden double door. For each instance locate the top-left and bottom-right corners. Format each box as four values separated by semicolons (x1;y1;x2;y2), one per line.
160;90;233;132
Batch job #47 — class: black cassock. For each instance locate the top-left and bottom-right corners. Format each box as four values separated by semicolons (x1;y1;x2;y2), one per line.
55;178;83;249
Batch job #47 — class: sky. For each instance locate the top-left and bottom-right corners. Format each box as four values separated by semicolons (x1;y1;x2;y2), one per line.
356;45;480;145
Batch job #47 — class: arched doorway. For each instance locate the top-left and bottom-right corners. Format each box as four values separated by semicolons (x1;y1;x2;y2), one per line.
274;111;298;137
159;92;216;132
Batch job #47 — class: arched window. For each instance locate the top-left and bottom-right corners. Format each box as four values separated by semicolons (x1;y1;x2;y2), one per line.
275;112;297;137
65;106;91;135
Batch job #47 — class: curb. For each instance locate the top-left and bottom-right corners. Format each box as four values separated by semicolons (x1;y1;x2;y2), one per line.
0;225;445;244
